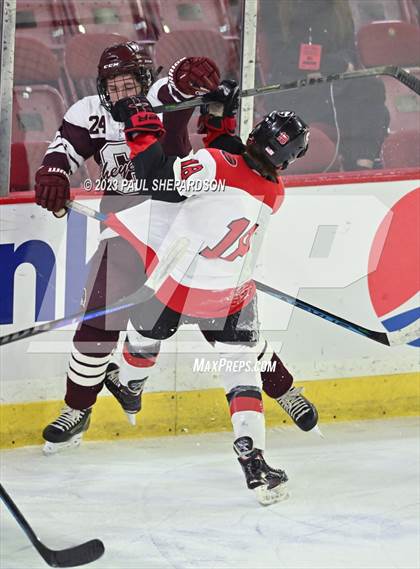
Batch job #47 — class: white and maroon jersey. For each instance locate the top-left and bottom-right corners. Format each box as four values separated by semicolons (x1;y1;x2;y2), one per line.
42;77;195;214
111;147;284;318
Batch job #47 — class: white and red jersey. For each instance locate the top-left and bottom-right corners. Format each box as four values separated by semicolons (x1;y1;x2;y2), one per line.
109;147;284;318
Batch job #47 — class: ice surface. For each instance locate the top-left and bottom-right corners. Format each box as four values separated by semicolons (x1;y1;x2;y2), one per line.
1;417;419;569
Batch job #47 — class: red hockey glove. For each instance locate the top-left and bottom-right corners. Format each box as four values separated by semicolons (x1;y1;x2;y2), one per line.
35;165;70;214
168;57;220;97
197;115;237;146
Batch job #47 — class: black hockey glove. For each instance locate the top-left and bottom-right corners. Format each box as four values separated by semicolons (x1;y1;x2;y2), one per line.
112;96;165;141
111;94;152;122
201;79;240;117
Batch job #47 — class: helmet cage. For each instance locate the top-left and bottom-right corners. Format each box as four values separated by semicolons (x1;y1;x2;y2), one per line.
97;42;155;112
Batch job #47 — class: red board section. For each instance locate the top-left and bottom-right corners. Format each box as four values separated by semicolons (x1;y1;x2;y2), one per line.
2;169;419;203
368;187;420;317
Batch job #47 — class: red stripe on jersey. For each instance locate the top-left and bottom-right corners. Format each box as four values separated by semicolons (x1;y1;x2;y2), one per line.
206;148;285;213
229;396;264;415
155;276;256;318
106;213;157;275
123;347;157;368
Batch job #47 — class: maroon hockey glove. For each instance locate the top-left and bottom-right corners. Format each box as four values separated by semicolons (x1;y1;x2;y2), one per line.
35;165;70;214
168;57;220;97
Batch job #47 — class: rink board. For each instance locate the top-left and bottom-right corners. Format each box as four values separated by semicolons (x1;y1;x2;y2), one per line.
0;372;419;448
0;171;419;448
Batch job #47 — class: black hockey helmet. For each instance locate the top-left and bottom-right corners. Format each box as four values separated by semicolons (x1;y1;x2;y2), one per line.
97;41;155;112
247;111;310;170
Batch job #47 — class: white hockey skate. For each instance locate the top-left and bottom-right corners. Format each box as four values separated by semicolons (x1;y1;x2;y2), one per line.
42;406;92;455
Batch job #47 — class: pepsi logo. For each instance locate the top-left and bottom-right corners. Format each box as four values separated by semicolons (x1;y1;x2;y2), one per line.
368;187;420;347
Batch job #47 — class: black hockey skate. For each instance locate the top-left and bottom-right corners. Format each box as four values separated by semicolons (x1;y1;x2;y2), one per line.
104;362;147;426
277;386;318;432
234;436;288;506
42;406;92;455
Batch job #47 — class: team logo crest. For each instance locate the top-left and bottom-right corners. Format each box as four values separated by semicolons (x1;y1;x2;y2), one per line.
277;131;290;145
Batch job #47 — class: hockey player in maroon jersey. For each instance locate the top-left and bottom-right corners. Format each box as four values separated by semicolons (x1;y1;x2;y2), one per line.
35;41;220;217
35;41;221;450
96;84;312;504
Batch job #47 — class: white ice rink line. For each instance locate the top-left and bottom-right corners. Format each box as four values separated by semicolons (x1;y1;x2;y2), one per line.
1;417;419;569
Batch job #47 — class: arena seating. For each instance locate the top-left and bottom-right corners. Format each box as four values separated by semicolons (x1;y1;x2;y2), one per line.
15;0;69;48
357;20;420;67
154;28;237;80
13;36;66;146
357;20;420;163
64;32;130;99
63;0;147;40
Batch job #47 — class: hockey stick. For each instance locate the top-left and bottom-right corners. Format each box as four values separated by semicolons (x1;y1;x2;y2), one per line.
0;235;190;346
0;483;104;567
153;65;420;114
255;280;419;347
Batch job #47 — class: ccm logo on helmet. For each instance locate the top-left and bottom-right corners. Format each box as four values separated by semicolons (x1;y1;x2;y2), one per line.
103;62;119;69
277;132;290;145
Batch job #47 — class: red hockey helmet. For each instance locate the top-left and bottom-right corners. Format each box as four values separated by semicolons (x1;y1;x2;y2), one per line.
97;41;155;112
247;111;310;170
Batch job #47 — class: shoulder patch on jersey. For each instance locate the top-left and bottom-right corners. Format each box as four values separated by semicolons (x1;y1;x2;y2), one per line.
180;158;204;179
220;150;238;167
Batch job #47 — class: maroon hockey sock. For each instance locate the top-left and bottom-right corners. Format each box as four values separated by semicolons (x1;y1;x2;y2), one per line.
65;377;104;410
261;353;294;399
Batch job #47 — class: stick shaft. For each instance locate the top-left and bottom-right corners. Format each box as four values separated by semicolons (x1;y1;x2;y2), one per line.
66;200;106;221
152;66;420;114
254;280;390;346
0;236;189;346
1;484;105;567
1;484;39;545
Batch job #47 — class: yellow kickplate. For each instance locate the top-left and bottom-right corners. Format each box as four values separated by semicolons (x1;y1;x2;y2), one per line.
0;373;418;449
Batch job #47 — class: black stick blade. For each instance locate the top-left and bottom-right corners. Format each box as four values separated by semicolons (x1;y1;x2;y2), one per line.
39;539;105;568
390;66;420;95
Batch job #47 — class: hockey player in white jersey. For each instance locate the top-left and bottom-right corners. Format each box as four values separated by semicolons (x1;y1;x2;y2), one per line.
105;83;319;437
97;86;311;504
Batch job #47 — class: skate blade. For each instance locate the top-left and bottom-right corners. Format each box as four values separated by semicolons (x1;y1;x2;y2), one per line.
254;482;289;506
311;425;324;438
42;434;83;455
125;412;136;427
